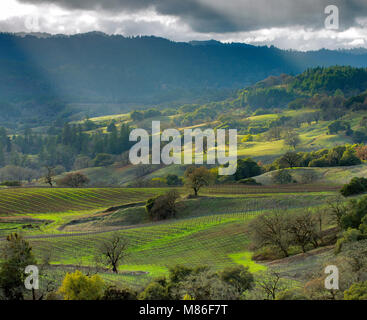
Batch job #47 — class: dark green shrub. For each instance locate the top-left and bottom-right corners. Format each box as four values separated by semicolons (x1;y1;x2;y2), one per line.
138;282;169;300
168;265;198;284
271;169;292;184
234;158;262;181
166;174;182;186
145;190;179;221
328;120;350;134
352;131;367;144
340;149;362;166
308;157;329;167
340;196;367;230
218;265;254;294
340;177;367;197
103;286;137;300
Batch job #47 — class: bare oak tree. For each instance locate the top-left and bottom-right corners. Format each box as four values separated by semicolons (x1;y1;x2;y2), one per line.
327;197;348;230
96;233;129;273
287;210;320;252
249;210;292;257
256;270;289;300
44;166;54;187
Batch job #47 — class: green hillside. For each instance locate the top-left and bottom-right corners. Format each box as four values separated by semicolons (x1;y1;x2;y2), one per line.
0;185;339;290
254;164;367;185
1;66;367;300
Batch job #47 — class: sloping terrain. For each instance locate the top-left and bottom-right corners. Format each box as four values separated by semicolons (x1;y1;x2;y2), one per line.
0;187;167;215
254;164;367;185
0;186;340;289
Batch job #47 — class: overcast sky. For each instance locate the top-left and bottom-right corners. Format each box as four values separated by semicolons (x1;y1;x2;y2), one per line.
0;0;367;50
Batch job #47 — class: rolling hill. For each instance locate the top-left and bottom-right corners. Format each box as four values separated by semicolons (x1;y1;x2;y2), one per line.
254;164;367;186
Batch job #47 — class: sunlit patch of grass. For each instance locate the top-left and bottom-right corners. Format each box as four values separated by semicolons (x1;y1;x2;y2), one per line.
238;139;285;158
228;252;266;273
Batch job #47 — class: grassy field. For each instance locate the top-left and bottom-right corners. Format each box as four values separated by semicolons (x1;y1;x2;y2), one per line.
0;187;170;236
0;185;341;289
0;187;170;215
53;108;367;188
27;210;279;289
60;189;337;232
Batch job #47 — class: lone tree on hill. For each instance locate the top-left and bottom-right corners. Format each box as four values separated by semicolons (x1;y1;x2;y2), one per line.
44;166;54;187
284;131;301;150
96;233;129;273
184;166;214;196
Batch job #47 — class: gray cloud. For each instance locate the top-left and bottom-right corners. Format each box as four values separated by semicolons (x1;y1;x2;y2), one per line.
16;0;367;32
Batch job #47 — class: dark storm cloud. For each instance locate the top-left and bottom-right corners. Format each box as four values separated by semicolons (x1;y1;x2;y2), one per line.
17;0;367;32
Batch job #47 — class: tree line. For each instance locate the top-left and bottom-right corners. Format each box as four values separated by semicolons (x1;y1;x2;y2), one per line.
0;122;133;173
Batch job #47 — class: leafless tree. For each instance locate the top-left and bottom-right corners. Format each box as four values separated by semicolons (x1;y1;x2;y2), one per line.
44;166;54;187
287;210;320;252
327;197;348;230
255;270;289;300
96;233;129;273
249;210;292;257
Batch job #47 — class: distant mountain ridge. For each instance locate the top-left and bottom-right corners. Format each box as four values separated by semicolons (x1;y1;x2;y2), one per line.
1;32;367;124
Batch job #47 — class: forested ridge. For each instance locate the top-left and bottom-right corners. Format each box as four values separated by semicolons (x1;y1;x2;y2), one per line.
1;32;367;126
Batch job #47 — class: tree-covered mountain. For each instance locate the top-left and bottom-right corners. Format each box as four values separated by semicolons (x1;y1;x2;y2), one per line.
2;32;367;126
291;66;367;96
